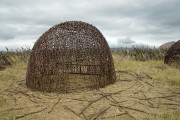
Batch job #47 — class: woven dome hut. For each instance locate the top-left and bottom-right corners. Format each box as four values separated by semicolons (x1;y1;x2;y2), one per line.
26;21;116;93
164;40;180;67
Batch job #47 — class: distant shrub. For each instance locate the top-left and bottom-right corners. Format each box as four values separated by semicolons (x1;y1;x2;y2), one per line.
113;46;168;61
0;46;31;70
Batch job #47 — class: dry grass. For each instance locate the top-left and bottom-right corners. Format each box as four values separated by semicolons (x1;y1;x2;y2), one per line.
158;110;180;120
113;53;180;86
0;53;179;120
0;62;27;120
0;62;27;89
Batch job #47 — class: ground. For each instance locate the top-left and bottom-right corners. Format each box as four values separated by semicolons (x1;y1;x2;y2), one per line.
0;53;180;120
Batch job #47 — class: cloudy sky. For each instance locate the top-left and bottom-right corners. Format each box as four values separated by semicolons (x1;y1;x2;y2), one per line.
0;0;180;50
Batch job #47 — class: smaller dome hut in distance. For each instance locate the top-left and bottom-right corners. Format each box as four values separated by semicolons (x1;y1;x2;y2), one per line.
164;40;180;67
159;41;175;50
26;21;116;93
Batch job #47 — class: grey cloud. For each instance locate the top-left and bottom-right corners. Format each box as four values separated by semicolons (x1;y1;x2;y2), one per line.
110;36;148;48
0;34;15;40
0;25;16;40
0;24;49;42
117;37;136;45
0;0;180;48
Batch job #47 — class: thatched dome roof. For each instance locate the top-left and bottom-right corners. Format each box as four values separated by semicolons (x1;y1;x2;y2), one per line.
26;21;116;93
159;41;175;50
164;40;180;67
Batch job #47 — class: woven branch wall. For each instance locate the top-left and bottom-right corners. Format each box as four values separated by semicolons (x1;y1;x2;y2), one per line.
164;40;180;67
26;21;116;93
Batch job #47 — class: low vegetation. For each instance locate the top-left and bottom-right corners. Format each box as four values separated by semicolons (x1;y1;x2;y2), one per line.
113;53;180;86
0;46;30;70
113;46;167;61
0;46;179;120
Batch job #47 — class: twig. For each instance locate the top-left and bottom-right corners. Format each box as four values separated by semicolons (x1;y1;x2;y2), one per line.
99;83;135;96
172;92;180;95
135;101;153;109
0;81;14;94
144;100;155;108
116;105;136;120
83;96;96;113
160;102;179;106
138;90;155;107
15;107;47;119
89;106;111;120
6;93;17;105
98;91;127;104
120;80;133;82
111;104;150;115
0;105;40;116
16;79;25;83
139;95;177;100
143;73;153;80
97;93;116;104
82;112;88;120
5;88;38;103
142;80;154;87
48;97;61;113
128;71;154;87
64;106;82;119
66;97;89;102
79;85;134;115
163;97;180;103
124;111;136;120
101;112;127;119
79;96;103;115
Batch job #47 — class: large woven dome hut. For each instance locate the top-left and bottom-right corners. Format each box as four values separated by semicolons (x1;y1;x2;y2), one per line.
26;21;116;93
164;40;180;67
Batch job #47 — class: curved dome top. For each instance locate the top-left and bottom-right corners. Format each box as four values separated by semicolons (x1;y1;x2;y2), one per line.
33;21;109;51
26;21;116;93
165;40;180;55
164;40;180;67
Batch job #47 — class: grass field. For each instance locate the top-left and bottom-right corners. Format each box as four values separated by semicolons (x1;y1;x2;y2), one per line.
0;51;180;120
113;53;180;86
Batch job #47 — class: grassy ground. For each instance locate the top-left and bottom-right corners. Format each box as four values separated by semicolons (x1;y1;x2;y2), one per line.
0;62;27;120
113;53;180;86
0;53;179;120
0;62;27;90
113;53;180;120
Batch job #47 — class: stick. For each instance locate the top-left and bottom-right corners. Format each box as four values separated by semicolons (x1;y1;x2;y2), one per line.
124;111;136;120
48;97;61;113
64;106;81;119
79;96;103;115
101;112;127;119
66;97;88;102
83;96;96;113
0;105;40;116
15;107;47;119
89;106;110;120
0;81;14;94
111;104;150;114
79;84;134;116
116;105;136;120
82;112;88;120
139;95;177;100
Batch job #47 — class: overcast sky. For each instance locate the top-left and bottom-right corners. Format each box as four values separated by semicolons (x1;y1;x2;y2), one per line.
0;0;180;50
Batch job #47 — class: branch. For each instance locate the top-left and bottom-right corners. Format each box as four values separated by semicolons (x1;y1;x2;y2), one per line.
89;106;110;120
111;104;150;115
15;107;47;119
64;106;82;119
48;97;61;113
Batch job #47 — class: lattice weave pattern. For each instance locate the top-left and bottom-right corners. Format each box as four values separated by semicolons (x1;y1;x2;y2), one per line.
164;40;180;67
26;21;116;93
